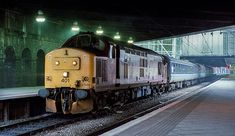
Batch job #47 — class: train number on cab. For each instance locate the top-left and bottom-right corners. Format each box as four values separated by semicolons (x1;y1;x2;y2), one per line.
61;78;70;83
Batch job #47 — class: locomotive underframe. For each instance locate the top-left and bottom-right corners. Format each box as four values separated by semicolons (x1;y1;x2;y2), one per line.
45;82;169;114
45;88;94;114
44;76;212;114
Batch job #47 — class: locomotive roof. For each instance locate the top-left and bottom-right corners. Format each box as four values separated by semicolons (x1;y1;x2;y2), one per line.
62;32;164;57
87;32;162;56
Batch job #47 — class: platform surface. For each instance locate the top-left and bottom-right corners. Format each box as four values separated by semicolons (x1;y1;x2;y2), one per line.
102;78;235;136
0;86;43;100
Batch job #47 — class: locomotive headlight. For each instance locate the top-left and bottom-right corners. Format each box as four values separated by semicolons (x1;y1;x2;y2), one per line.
55;61;60;66
72;61;77;66
63;72;69;78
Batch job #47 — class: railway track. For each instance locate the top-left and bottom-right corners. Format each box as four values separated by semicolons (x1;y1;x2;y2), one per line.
0;78;220;136
0;92;182;136
87;79;217;136
0;113;91;136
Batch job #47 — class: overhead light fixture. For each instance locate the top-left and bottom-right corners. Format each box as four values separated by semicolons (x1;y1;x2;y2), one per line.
71;22;80;31
36;10;46;22
127;37;134;43
114;32;120;40
96;26;103;35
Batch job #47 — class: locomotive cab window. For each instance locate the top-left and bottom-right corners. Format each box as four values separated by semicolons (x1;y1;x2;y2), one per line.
78;35;91;48
93;39;105;51
62;36;77;47
62;34;91;48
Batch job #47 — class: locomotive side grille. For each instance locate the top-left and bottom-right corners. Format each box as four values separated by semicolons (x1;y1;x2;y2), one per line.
96;57;108;83
96;59;102;77
140;68;144;77
102;60;108;82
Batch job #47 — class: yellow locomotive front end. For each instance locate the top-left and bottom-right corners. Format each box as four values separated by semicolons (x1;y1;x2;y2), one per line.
39;47;95;114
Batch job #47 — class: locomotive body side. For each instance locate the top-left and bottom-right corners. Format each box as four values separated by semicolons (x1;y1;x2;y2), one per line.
93;42;168;101
117;48;166;87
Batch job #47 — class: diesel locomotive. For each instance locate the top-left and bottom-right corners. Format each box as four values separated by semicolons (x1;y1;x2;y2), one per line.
38;32;214;114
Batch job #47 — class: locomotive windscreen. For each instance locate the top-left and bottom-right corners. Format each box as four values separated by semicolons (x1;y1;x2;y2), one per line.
62;34;91;48
61;34;105;52
60;34;109;57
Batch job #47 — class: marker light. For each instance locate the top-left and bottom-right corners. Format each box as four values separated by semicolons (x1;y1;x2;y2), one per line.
63;72;69;78
55;61;60;66
73;61;77;66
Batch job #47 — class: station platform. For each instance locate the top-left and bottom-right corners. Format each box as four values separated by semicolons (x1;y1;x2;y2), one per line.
102;78;235;136
0;86;43;100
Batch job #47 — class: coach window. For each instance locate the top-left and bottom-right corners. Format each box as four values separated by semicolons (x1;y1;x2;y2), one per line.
141;52;144;56
172;64;174;73
176;64;179;73
130;49;135;54
171;65;174;73
136;51;140;56
125;48;130;54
